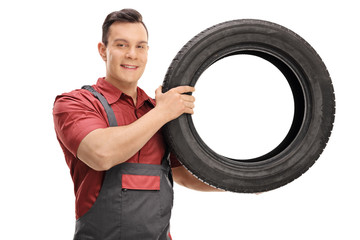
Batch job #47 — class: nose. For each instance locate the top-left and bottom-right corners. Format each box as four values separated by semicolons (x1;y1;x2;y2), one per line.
126;47;137;59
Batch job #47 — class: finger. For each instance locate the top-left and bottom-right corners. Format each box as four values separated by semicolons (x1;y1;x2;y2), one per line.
181;94;195;103
155;86;163;96
184;106;195;115
184;101;195;109
173;85;195;94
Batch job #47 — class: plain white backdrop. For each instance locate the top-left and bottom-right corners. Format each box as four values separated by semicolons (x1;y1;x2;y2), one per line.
1;0;359;239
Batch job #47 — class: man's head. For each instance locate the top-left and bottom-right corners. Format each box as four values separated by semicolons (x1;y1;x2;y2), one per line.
98;9;149;91
102;9;148;47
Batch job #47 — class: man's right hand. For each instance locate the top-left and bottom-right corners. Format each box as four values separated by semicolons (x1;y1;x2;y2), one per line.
154;85;195;122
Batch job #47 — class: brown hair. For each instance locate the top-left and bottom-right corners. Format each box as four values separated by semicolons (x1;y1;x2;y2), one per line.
102;8;148;46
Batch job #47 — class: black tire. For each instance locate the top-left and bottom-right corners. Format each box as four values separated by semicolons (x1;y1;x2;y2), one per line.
162;19;335;193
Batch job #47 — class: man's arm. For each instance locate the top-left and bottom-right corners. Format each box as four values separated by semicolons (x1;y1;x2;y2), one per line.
77;86;195;171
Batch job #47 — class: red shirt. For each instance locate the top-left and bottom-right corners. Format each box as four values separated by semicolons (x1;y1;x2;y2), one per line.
53;77;181;219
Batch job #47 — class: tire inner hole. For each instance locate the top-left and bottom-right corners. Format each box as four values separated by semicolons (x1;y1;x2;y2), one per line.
191;54;295;160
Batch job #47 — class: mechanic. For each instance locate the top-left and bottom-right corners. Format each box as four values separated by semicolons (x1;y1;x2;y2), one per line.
53;8;220;240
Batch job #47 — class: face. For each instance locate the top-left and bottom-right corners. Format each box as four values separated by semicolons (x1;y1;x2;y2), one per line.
99;22;149;89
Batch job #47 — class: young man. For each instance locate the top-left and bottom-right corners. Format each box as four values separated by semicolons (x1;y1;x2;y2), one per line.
53;9;218;240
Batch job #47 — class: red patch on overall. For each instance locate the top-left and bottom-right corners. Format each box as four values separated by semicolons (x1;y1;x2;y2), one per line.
122;174;160;190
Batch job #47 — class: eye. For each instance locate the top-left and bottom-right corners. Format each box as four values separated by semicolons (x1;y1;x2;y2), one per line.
137;44;148;49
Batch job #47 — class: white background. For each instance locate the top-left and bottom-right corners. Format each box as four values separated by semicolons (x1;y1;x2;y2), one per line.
1;0;359;239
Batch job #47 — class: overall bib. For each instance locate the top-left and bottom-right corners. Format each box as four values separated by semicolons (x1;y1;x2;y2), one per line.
74;86;174;240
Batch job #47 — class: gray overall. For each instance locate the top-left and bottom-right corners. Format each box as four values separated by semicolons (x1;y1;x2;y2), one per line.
74;86;174;240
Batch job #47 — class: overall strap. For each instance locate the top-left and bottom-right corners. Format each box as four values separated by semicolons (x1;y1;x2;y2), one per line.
162;148;173;187
82;85;118;127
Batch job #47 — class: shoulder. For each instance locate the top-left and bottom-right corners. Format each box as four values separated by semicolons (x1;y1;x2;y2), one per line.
53;87;97;113
54;87;93;103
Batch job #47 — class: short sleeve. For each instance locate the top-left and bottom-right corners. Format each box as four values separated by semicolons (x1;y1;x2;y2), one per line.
53;91;108;157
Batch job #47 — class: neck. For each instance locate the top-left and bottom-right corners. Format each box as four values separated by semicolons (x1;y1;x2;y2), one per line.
105;77;138;105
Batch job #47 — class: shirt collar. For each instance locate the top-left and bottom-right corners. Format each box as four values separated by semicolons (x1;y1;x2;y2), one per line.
96;77;155;107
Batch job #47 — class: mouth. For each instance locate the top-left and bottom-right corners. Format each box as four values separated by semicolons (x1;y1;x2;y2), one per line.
121;64;138;70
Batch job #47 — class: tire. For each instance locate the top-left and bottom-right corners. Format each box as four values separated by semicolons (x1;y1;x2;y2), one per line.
162;19;335;193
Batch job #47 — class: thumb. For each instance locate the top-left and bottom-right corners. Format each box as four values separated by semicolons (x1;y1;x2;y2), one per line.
155;85;163;97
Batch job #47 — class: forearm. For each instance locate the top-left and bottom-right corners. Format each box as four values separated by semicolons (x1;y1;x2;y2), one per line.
77;107;167;171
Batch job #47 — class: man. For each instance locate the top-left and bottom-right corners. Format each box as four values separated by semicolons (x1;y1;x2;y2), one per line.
53;8;218;240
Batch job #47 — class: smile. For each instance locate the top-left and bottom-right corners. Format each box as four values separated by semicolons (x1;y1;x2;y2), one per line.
121;64;138;70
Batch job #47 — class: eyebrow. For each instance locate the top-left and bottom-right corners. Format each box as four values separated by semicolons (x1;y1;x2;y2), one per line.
113;38;148;44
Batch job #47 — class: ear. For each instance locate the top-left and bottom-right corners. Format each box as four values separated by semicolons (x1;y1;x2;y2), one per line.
98;42;107;61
